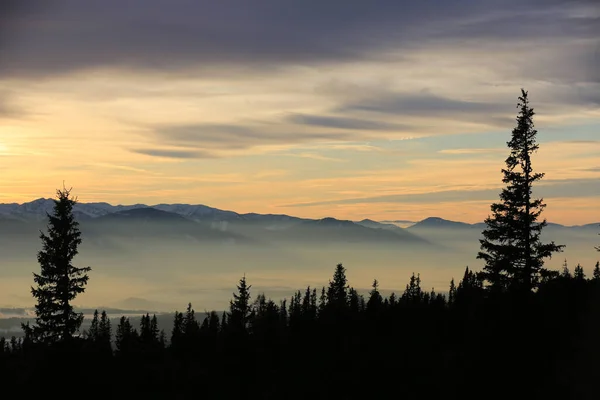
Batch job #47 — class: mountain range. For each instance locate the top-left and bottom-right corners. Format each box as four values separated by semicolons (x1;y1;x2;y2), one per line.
1;198;598;316
0;198;597;231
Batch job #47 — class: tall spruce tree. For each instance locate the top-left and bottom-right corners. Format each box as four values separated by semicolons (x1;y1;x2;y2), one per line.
593;261;600;281
229;275;252;332
26;188;91;342
477;90;564;293
326;263;349;310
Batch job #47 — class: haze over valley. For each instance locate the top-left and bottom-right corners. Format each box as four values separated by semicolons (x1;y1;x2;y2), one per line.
1;198;597;322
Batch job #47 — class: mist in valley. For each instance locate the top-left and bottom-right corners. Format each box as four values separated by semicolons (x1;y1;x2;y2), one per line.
1;204;597;330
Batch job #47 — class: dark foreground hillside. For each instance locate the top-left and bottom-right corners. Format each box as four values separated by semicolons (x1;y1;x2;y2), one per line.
2;263;600;399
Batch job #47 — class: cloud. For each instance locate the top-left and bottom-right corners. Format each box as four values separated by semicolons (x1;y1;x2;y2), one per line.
0;92;26;118
130;148;220;159
0;0;596;84
337;91;513;126
438;148;505;155
283;177;600;207
286;152;346;162
285;113;409;131
143;122;378;153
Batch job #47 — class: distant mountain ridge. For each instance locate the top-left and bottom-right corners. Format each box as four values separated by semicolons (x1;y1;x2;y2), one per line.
0;198;597;230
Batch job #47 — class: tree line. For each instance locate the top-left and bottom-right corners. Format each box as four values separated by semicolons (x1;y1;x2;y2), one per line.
1;90;599;398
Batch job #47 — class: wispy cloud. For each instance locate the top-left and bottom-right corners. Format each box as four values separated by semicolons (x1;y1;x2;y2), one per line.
438;148;505;155
285;152;346;162
285;113;409;131
282;177;600;207
130;148;220;159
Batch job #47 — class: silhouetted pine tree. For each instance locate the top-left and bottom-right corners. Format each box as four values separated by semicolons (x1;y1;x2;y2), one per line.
326;263;349;310
593;262;600;281
366;279;383;313
115;316;138;355
98;311;112;354
574;264;585;281
170;311;184;352
402;272;423;306
26;188;91;343
561;259;572;279
183;303;200;347
220;311;228;333
317;287;327;316
229;275;252;333
448;278;457;306
88;309;100;341
140;314;160;351
455;267;484;306
477;90;564;293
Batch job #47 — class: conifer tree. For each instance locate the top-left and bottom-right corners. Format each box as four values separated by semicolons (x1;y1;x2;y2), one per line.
456;267;484;305
326;263;349;310
115;316;137;354
183;303;200;338
402;273;423;305
140;313;159;347
448;278;457;306
220;311;228;333
477;90;564;293
366;279;383;312
574;264;585;281
229;275;252;332
317;287;327;315
171;311;184;350
593;261;600;281
98;310;112;352
88;309;100;341
26;188;91;342
348;287;361;314
561;259;571;279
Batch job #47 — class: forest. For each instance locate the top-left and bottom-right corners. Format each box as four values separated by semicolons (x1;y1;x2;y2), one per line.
1;90;599;399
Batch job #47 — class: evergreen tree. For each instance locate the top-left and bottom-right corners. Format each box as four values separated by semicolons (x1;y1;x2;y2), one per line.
171;311;184;350
26;188;92;342
220;311;228;333
88;309;100;341
140;313;159;348
183;303;200;338
561;259;571;279
115;316;137;354
456;267;484;305
366;279;383;312
348;287;361;314
98;311;111;344
326;263;349;310
229;275;252;332
593;261;600;281
448;278;457;306
574;264;585;281
402;272;423;305
477;90;564;293
98;310;112;353
317;287;327;315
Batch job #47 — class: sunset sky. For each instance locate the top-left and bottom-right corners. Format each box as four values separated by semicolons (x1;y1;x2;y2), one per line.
0;0;598;224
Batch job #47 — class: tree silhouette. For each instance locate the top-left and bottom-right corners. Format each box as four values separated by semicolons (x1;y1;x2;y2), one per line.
593;261;600;281
366;279;383;313
327;263;349;310
115;316;138;355
229;275;252;333
88;309;100;341
477;90;564;293
25;187;91;343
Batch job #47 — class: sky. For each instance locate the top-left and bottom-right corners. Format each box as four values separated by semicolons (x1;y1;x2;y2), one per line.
0;0;598;224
